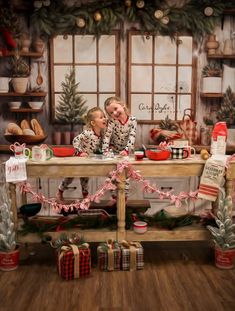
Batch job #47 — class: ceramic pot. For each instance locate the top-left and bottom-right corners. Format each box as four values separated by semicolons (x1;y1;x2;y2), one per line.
12;77;28;93
214;246;235;269
0;247;20;271
206;35;219;55
202;77;222;93
223;39;233;55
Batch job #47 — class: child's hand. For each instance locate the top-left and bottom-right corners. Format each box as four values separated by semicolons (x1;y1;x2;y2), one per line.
79;152;88;157
119;150;128;156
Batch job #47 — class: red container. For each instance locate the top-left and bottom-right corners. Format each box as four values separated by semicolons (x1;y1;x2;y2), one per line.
0;247;20;271
215;247;235;269
145;149;171;161
52;147;75;157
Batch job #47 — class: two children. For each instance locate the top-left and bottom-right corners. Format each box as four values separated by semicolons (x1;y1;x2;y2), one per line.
57;97;137;203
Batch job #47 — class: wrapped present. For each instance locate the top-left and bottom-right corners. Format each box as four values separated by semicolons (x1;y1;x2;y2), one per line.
97;239;121;271
120;240;144;271
57;243;91;280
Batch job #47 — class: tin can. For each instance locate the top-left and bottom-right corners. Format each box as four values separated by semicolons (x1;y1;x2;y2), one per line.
200;127;210;145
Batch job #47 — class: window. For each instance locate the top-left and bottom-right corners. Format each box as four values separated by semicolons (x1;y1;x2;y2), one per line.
128;31;197;123
49;31;120;122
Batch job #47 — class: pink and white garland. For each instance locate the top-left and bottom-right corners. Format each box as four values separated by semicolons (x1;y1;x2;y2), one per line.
19;160;199;213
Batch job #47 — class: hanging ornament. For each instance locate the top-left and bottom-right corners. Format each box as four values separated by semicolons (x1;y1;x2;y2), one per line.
204;6;214;17
136;0;145;9
94;11;102;22
125;0;132;7
63;34;68;40
161;16;170;25
76;17;86;28
154;10;164;19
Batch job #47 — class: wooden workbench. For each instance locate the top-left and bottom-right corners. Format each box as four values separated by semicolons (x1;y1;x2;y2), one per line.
6;155;235;242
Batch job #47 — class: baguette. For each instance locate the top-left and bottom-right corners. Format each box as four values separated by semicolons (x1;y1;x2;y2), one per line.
6;123;23;135
22;129;36;136
20;119;31;130
30;118;44;136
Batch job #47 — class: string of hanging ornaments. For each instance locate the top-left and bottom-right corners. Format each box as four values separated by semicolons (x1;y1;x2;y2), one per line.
30;0;235;41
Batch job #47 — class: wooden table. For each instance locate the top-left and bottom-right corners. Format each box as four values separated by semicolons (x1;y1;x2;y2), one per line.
7;155;235;243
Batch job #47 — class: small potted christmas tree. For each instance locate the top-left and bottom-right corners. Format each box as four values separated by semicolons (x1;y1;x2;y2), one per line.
0;183;19;271
216;86;235;128
207;191;235;269
55;67;87;144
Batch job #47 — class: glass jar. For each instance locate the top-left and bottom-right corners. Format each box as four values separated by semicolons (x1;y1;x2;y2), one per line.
200;127;210;145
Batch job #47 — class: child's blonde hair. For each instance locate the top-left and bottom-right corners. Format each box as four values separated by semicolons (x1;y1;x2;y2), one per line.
84;107;104;129
104;96;129;117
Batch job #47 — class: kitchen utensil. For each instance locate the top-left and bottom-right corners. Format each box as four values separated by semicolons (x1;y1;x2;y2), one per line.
36;62;43;85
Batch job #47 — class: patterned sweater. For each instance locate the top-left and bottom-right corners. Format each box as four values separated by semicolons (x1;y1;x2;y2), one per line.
72;129;103;155
102;116;137;153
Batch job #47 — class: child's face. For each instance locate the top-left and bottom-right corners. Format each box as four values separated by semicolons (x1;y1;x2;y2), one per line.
91;111;107;129
106;101;126;120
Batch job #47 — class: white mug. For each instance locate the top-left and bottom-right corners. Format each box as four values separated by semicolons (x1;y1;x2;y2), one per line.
32;145;53;161
184;146;196;158
0;77;11;93
10;142;30;159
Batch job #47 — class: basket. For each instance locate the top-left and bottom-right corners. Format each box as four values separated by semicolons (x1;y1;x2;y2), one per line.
4;134;47;145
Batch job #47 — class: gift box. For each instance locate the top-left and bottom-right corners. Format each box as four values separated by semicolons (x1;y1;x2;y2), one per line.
57;243;91;280
97;240;121;271
120;240;144;271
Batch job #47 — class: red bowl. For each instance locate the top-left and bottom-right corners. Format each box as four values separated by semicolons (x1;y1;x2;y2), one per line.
52;147;75;157
145;149;171;161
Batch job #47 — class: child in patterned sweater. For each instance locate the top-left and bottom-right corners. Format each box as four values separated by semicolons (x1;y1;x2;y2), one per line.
57;107;107;202
102;96;137;204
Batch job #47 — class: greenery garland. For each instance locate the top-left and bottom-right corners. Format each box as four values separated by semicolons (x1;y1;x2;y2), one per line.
30;0;234;40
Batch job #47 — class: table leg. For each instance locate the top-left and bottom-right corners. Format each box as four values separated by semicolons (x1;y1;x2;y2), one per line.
8;182;18;231
116;170;126;241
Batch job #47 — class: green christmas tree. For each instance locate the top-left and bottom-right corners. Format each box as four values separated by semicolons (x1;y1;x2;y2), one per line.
55;67;88;132
216;86;235;127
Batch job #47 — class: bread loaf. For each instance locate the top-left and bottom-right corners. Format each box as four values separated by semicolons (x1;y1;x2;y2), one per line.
22;129;36;136
30;119;44;136
20;119;31;130
7;123;23;135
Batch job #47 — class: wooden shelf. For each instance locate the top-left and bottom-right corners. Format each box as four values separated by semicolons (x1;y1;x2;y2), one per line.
0;51;43;58
200;93;224;98
9;108;43;113
0;92;47;97
207;54;235;60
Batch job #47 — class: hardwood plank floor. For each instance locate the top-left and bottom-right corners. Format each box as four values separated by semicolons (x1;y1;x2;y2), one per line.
0;241;235;311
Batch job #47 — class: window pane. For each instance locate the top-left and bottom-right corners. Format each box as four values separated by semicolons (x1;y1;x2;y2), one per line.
154;66;176;92
74;35;96;63
82;94;98;109
99;35;116;63
131;94;152;120
54;36;73;63
131;35;152;63
99;66;115;92
131;66;152;92
178;67;192;93
54;65;71;92
155;36;176;64
178;36;193;64
75;66;97;92
154;94;175;120
177;94;191;118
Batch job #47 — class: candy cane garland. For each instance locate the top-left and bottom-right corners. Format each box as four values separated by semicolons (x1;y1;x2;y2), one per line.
19;160;200;212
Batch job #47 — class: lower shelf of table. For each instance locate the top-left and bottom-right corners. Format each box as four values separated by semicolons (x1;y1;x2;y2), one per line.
18;224;210;243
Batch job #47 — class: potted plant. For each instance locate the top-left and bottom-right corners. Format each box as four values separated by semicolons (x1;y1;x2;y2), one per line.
9;53;30;93
216;86;235;128
0;183;19;271
207;191;235;269
55;67;88;144
202;61;222;93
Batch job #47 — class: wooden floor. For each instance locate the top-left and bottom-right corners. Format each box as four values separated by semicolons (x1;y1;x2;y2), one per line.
0;241;235;311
